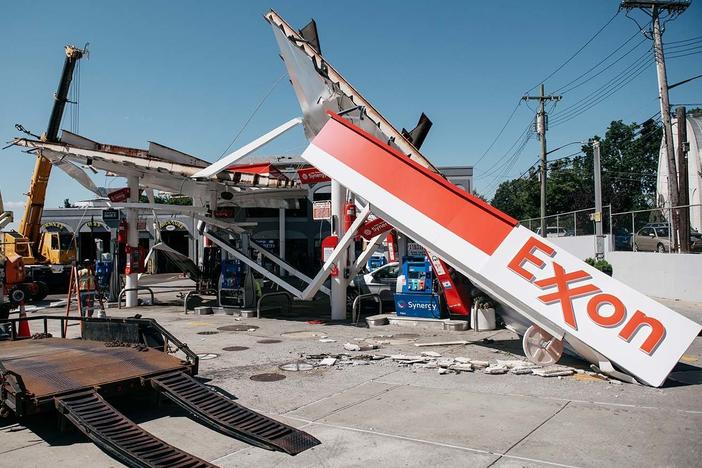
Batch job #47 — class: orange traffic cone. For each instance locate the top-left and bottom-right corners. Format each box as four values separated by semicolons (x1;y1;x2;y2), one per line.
18;302;31;338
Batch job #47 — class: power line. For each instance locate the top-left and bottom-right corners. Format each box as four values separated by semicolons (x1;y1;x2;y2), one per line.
473;100;522;167
525;11;620;93
553;29;646;94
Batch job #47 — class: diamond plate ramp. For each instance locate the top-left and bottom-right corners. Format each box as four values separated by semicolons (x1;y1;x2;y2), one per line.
55;390;214;468
150;371;320;455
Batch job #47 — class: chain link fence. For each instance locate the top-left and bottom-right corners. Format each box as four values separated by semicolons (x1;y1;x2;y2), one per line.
521;206;611;238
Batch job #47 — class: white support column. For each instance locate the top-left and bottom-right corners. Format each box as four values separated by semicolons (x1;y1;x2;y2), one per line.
125;176;139;307
330;180;348;320
279;207;286;276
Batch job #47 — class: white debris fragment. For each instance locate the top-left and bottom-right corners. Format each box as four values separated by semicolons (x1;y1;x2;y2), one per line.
454;357;471;364
483;365;509;375
470;360;490;369
438;368;451;375
510;367;535;375
421;351;442;358
247;328;257;332
319;338;337;343
437;358;456;368
532;366;575;377
344;343;361;351
449;363;474;372
319;357;337;366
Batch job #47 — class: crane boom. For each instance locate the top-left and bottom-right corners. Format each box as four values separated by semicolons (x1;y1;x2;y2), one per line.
17;45;85;258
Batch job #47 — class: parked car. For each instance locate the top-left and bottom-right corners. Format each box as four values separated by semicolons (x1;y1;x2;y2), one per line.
691;230;702;253
534;226;570;237
633;225;670;252
613;227;633;251
348;262;400;311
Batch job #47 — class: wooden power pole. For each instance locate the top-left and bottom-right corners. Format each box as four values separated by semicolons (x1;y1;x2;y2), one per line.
676;106;690;252
522;84;561;237
620;1;690;251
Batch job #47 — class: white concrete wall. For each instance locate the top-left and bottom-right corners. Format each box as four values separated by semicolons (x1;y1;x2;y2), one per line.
608;251;702;302
549;235;610;259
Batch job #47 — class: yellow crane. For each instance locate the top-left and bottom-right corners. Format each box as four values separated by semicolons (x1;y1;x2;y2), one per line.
1;45;86;302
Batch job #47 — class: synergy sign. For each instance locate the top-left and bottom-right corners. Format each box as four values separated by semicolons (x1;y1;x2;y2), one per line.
481;226;701;386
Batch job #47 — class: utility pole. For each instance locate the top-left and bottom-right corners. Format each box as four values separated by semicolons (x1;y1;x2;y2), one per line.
522;84;561;237
620;1;689;252
676;106;690;252
593;140;605;259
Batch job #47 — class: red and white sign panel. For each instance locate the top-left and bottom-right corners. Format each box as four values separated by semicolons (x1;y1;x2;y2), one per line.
300;113;702;387
359;217;393;240
108;187;131;203
312;200;332;220
297;167;331;184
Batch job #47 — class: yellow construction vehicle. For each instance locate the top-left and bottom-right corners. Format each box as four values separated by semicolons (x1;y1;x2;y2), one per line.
1;45;86;301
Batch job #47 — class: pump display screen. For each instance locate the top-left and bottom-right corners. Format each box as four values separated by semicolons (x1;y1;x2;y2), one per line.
407;270;424;279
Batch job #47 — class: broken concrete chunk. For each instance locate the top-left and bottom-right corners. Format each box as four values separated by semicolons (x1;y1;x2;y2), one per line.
449;363;474;372
344;343;361;351
510;367;535;375
483;365;509;375
319;338;337;343
319;357;337;366
454;357;471;364
532;366;575;377
421;351;442;358
470;360;490;369
438;368;451;375
344;342;378;352
437;358;456;368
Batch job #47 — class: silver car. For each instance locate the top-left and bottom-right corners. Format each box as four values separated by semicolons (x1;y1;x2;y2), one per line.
633;226;670;253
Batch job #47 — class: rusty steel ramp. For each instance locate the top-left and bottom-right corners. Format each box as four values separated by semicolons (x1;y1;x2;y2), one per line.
55;390;214;468
150;371;320;455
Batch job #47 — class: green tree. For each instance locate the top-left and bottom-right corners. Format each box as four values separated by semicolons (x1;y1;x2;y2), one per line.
490;119;661;220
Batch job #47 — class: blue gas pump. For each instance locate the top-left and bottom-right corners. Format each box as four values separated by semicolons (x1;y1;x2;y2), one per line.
95;260;113;291
219;259;245;307
394;256;443;318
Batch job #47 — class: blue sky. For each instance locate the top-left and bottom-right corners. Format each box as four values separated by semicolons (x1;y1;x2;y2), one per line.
1;1;700;225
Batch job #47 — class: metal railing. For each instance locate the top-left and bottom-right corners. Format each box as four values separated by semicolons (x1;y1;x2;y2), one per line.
352;293;382;326
521;205;611;237
609;204;702;253
117;287;155;308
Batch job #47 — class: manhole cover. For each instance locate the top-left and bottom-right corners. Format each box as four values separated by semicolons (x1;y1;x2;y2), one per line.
217;325;259;332
197;353;219;360
279;362;314;372
257;339;282;344
197;331;219;335
280;331;327;339
222;346;249;352
250;373;286;382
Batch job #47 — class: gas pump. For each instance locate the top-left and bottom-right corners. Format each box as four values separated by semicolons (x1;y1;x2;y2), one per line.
219;259;246;307
394;256;443;318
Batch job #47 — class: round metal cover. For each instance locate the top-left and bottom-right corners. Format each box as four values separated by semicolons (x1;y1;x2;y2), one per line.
197;353;219;360
257;339;282;344
522;325;564;366
217;325;259;332
197;331;219;335
250;373;286;382
279;362;314;372
222;346;249;352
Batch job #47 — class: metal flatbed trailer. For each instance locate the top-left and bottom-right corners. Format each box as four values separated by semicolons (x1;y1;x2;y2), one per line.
0;316;319;467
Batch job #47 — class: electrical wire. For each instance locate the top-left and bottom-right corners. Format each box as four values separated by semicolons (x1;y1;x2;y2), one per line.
553;29;646;94
525;11;620;93
666;34;702;45
216;73;286;161
472;100;522;167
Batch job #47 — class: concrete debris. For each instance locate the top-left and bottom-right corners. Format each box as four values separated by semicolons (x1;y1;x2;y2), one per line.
421;351;441;357
437;358;455;368
352;360;369;366
319;357;337;366
496;359;534;368
414;340;470;347
319;338;337;343
483;365;509;375
438;368;451;375
454;357;471;364
470;360;490;369
344;342;378;351
449;363;474;372
532;366;575;377
510;366;536;375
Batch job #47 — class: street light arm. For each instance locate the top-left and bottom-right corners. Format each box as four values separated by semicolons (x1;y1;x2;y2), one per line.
546;140;586;156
